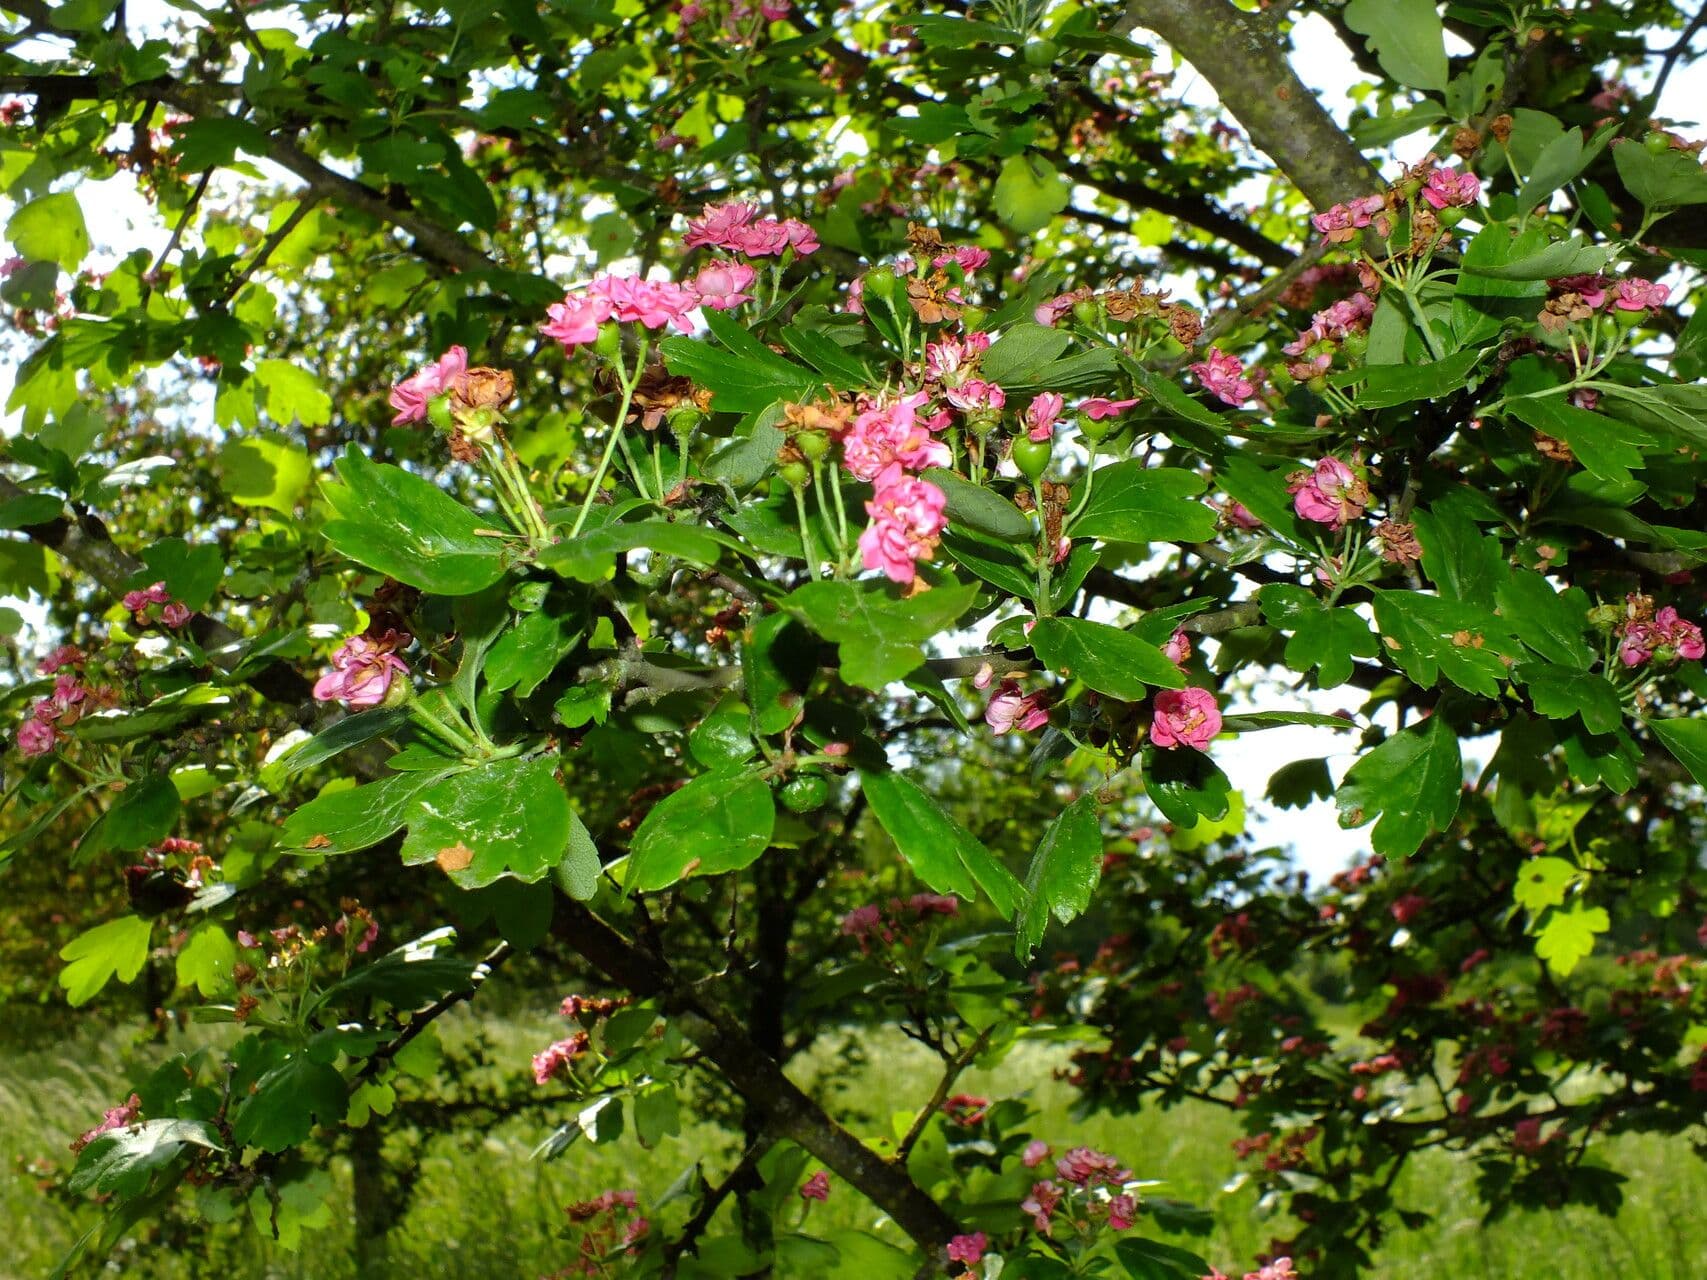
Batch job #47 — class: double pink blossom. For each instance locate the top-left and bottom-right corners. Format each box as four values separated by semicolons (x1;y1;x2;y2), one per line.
858;474;948;584
16;716;57;758
924;331;990;380
934;246;990;273
1079;396;1139;420
1420;165;1481;210
682;200;761;249
39;644;86;674
1055;1146;1132;1188
1150;687;1222;751
1025;392;1065;441
1612;278;1669;311
944;378;1005;414
799;1171;831;1201
947;1233;987;1265
985;679;1049;733
842;391;950;484
1022;1139;1052;1167
1288;457;1369;529
1190;348;1257;406
1284;292;1375;354
532;1031;590;1085
1312;193;1385;242
1022;1179;1063;1234
540;294;614;350
1552;273;1609;309
685;200;819;257
388;346;469;425
1618;606;1705;666
589;274;699;332
691;260;756;310
312;632;411;709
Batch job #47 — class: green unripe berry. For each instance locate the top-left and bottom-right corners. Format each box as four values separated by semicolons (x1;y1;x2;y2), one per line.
1079;413;1116;442
594;322;622;361
1341;330;1368;357
1071;298;1102;328
1612;306;1646;329
780;773;830;813
1436;206;1466;228
1011;435;1052;481
1307;374;1330;395
779;460;810;489
427;394;455;434
1024;38;1059;68
1644;131;1673;156
797;431;830;462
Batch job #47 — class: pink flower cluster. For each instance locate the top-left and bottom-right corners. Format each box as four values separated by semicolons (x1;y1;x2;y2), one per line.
840;893;960;951
842;391;951;584
1618;605;1705;666
946;1232;987;1266
683;200;819;258
985;679;1049;733
17;673;103;758
1311;194;1385;242
1283;292;1375;381
1550;274;1670;313
312;631;410;709
1021;1144;1138;1237
556;1188;648;1274
923;331;991;381
389;345;468;425
532;1030;591;1085
122;581;190;629
1190;348;1258;406
70;1093;141;1153
1151;686;1221;751
1288;456;1369;529
1421;164;1481;210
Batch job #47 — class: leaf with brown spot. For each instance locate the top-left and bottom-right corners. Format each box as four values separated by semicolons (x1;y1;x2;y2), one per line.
435;842;475;873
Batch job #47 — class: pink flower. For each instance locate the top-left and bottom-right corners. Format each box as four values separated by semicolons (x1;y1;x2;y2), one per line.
1034;287;1090;327
1108;1193;1138;1230
588;275;698;332
1249;1261;1299;1280
312;633;410;709
724;216;818;258
759;0;790;17
1284;292;1375;354
1150;687;1222;751
985;679;1049;733
1025;392;1064;441
924;333;989;380
691;260;756;310
1391;893;1429;925
1021;1179;1063;1233
388;346;469;425
934;246;991;273
947;1233;987;1265
1657;606;1707;660
1612;278;1669;311
1420;166;1481;209
1022;1139;1051;1167
1288;456;1369;529
71;1094;141;1153
799;1171;831;1201
859;474;947;584
1079;396;1140;420
1552;274;1610;310
121;581;170;618
1190;348;1257;406
1312;193;1385;242
1163;629;1191;666
907;893;960;917
161;601;191;628
944;378;1005;413
1055;1146;1132;1187
1221;499;1262;531
532;1032;590;1085
16;716;57;758
39;644;86;675
842;391;950;483
540;293;614;350
683;200;761;251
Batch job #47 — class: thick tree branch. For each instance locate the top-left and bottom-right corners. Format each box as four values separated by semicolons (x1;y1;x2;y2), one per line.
1113;0;1379;211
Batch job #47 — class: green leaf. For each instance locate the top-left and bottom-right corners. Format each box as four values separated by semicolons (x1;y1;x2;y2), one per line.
483;610;582;697
1344;0;1448;91
282;707;412;776
1611;139;1707;209
860;769;1024;917
1353;350;1481;408
1372;590;1519;698
784;578;978;690
0;491;64;528
68;1120;221;1196
1513;855;1578;914
1496;569;1594;669
1559;723;1641;793
1145;747;1231;827
175;922;236;997
1015;795;1103;960
6;191;90;266
922;468;1033;540
1336;716;1462;857
625;769;775;891
1068;463;1216;545
688;694;755;769
553;809;602;901
940;529;1037;599
58;915;153;1006
321;447;509;595
1516;663;1623;735
1413;494;1506;607
1461;236;1610;281
1501;382;1652;485
660;312;821;414
138;537;224;610
994;153;1069;234
279;769;453;855
1265;757;1334;809
1259;584;1379;688
1115;1238;1213;1280
537;519;732;583
1535;901;1609;976
1598;383;1707;451
1649;717;1707;786
1030;616;1186;697
77;774;181;862
980;323;1073;385
254;359;332;428
217;435;312;513
399;756;574;888
743;610;813;735
233;1053;347;1152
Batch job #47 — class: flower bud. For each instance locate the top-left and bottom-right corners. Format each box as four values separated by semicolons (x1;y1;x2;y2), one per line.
595;321;622;361
427;394;455;434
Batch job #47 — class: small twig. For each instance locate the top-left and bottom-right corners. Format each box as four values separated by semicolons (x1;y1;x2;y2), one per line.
660;1138;773;1275
894;1025;994;1163
148;166;215;285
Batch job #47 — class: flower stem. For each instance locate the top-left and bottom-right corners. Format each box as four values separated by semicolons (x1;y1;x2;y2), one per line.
569;339;649;537
792;482;820;581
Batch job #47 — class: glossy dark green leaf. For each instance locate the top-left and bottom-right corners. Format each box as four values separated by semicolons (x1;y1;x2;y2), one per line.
553;809;602;901
484;610;583;697
1517;664;1623;735
321;447;509;595
1413;495;1507;607
537;520;732;582
282;707;412;776
1029;615;1186;697
1497;569;1594;668
785;578;978;690
1649;716;1707;786
1336;716;1463;856
1612;138;1707;208
979;322;1073;385
1372;590;1520;698
923;467;1034;540
1115;1236;1214;1280
77;773;181;863
1260;584;1379;688
860;769;1024;917
68;1120;221;1196
625;769;775;891
1265;757;1334;809
1353;350;1480;407
399;756;574;888
1016;794;1103;959
1068;463;1215;545
1144;747;1231;827
233;1053;347;1152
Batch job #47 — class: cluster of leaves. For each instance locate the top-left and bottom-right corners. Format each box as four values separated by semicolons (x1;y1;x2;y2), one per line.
2;0;1706;1277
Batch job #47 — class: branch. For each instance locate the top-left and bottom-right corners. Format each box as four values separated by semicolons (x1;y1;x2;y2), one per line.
1113;0;1380;211
660;1138;773;1275
894;1025;993;1162
552;898;962;1259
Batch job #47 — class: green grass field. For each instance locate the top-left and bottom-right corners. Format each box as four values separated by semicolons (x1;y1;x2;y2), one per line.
4;1006;1703;1279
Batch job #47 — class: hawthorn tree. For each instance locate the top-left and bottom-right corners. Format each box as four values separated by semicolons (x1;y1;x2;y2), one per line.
2;0;1706;1276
